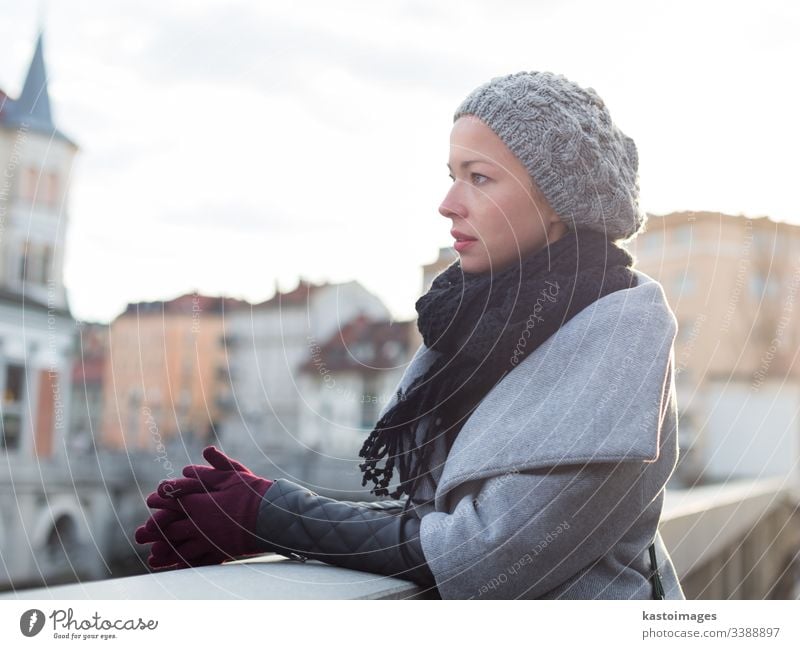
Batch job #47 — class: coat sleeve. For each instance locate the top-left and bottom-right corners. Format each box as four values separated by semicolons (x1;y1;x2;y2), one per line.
253;478;437;588
418;458;650;599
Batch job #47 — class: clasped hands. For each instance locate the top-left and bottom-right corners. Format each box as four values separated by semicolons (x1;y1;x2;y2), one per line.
135;446;274;569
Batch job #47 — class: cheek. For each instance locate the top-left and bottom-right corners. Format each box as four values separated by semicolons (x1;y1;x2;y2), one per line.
484;195;531;241
470;187;536;248
484;197;543;256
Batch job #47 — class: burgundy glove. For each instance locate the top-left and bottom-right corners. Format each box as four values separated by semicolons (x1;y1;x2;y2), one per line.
135;490;222;569
135;446;273;569
159;445;259;496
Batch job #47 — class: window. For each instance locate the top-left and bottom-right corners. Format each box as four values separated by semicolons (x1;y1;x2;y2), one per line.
35;369;56;457
19;241;29;282
1;363;26;451
673;224;692;245
749;273;763;298
42;246;52;283
44;515;78;564
633;233;661;256
381;340;403;361
673;272;696;296
753;230;777;255
18;242;50;285
676;319;691;343
749;272;779;299
643;233;662;252
352;342;374;362
44;171;59;207
4;364;25;402
22;167;38;201
19;167;58;207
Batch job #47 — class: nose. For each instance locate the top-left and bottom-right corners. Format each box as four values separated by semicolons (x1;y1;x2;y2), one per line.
438;182;464;220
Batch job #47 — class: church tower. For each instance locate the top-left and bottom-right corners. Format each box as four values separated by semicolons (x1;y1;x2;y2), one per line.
0;30;76;310
0;30;76;459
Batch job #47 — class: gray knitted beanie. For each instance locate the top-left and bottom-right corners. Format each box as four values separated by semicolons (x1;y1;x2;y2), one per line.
453;71;645;241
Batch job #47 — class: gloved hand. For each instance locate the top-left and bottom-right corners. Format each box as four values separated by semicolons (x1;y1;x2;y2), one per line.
158;445;261;496
135;446;274;569
135;477;202;570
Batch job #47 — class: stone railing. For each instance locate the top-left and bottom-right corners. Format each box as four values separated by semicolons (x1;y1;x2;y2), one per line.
2;478;797;600
0;554;433;600
660;477;800;599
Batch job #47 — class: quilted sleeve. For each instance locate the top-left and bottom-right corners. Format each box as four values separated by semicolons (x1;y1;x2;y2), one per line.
253;479;437;588
349;496;410;511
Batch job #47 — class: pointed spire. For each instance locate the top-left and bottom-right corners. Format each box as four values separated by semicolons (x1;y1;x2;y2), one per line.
14;30;53;128
1;29;77;147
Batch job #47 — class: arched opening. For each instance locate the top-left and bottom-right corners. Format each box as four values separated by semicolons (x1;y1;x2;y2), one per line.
44;515;78;566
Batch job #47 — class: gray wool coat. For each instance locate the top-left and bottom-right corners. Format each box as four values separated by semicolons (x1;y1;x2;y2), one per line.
375;267;686;599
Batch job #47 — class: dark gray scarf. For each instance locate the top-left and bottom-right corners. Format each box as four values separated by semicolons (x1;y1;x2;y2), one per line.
359;226;636;505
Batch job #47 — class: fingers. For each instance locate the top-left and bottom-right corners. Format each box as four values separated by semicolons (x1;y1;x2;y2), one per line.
161;518;203;544
148;546;215;570
202;445;251;474
135;509;185;544
136;514;197;547
181;464;231;487
148;538;224;569
145;490;183;512
149;538;183;567
148;554;190;570
143;469;229;516
157;477;209;499
135;524;151;545
175;536;221;561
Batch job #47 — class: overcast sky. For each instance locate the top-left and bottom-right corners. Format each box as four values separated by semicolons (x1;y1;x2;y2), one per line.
1;0;797;325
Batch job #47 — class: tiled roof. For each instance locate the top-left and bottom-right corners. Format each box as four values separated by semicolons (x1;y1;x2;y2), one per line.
255;278;330;309
299;313;416;374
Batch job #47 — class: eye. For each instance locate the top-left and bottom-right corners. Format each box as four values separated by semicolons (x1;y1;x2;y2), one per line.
448;173;488;184
471;172;488;185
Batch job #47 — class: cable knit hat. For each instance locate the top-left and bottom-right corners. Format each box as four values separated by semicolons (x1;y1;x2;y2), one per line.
453;71;645;241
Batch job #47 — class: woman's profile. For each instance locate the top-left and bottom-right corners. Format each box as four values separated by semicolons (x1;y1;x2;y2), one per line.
136;70;685;600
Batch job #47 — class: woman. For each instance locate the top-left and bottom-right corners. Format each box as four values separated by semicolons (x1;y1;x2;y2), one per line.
136;70;685;600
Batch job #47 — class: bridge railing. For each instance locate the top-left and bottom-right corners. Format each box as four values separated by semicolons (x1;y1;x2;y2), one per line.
2;478;797;600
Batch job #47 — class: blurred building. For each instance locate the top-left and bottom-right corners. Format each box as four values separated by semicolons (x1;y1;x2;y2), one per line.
422;245;457;291
296;314;417;460
0;31;76;462
0;30;95;589
628;211;800;486
68;321;109;453
218;278;391;465
100;291;245;452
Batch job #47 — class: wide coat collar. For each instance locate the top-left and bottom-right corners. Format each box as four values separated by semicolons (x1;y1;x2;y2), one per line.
378;268;678;511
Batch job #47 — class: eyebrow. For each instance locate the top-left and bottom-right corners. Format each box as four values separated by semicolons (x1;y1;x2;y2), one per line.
446;159;492;171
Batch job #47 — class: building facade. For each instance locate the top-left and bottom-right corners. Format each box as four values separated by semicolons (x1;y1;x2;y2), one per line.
628;211;800;486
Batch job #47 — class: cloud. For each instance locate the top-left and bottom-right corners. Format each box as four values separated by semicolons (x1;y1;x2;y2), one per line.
133;2;488;97
158;201;349;234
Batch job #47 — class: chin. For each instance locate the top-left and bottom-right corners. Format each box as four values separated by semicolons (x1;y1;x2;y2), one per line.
459;256;490;275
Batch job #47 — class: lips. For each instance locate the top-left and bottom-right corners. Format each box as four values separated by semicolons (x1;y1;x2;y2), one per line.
451;229;477;242
453;239;476;252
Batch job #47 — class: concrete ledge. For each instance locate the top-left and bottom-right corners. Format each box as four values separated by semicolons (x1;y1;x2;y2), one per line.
0;554;431;600
660;478;800;598
660;477;795;576
4;479;796;600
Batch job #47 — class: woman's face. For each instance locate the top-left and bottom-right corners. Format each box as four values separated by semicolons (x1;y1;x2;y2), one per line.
439;115;568;274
